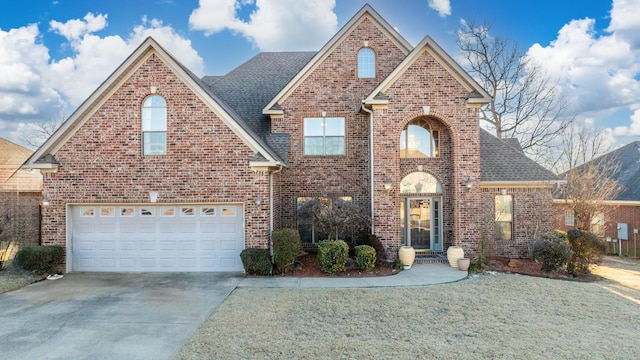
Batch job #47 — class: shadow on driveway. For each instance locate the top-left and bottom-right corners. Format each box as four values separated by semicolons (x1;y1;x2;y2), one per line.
0;272;243;360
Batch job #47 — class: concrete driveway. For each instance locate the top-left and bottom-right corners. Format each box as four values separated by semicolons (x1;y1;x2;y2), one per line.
0;272;243;360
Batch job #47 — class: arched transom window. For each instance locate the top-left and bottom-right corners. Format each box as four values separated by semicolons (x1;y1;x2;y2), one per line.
357;48;375;78
400;172;442;194
142;95;167;155
400;118;439;158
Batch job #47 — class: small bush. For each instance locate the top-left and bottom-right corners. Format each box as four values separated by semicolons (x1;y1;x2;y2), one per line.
317;240;349;274
357;233;387;261
240;248;272;275
567;229;606;277
354;245;376;272
14;245;64;274
272;228;302;274
532;234;573;272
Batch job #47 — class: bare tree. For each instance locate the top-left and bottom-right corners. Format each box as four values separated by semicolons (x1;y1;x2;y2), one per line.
21;112;65;149
457;20;571;161
556;122;622;231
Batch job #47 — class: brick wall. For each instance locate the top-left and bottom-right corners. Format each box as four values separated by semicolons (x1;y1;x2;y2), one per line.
41;53;271;268
0;191;41;252
272;16;408;233
482;187;554;258
553;201;640;257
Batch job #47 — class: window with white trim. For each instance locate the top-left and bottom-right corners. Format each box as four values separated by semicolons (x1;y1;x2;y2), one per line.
142;95;167;155
591;212;605;237
564;210;575;226
357;48;375;78
304;117;345;156
495;195;513;241
400;118;439;158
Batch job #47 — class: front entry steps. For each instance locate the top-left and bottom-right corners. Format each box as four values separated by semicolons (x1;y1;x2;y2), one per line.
414;249;448;264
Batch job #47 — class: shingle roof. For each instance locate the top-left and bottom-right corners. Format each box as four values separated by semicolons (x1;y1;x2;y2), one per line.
479;129;560;182
0;138;42;191
202;52;315;162
567;141;640;201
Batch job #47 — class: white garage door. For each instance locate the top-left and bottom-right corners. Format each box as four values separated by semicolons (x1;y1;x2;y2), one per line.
71;204;244;272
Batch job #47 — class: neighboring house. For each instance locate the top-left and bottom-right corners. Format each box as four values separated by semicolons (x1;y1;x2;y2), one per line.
0;138;42;260
554;141;640;257
24;5;559;273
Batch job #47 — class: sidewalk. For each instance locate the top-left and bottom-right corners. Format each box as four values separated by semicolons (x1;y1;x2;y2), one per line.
238;263;468;288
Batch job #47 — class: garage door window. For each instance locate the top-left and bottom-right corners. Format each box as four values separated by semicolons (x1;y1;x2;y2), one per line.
81;208;95;217
202;207;216;216
181;207;195;216
100;207;115;217
161;207;175;216
120;207;134;217
222;207;235;216
140;208;155;216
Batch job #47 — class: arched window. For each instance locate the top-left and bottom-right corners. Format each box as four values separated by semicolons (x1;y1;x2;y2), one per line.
400;172;442;194
357;48;375;78
142;95;167;155
400;118;439;158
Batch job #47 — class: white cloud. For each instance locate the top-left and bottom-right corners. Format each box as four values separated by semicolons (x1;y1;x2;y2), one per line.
428;0;451;18
47;14;205;106
526;0;640;144
189;0;338;51
49;13;108;41
0;14;204;147
613;107;640;136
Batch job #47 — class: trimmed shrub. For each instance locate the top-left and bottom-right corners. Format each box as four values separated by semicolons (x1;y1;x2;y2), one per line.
567;229;606;277
272;228;302;274
14;245;64;274
354;245;376;272
356;233;387;261
317;240;349;274
240;248;272;275
532;234;573;272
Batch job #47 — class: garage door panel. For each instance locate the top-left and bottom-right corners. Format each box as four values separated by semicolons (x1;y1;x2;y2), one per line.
72;204;244;272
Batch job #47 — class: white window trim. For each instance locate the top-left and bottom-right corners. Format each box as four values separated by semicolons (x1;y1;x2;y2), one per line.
303;117;346;156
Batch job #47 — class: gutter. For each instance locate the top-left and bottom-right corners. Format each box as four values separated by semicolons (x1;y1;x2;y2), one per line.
361;103;375;234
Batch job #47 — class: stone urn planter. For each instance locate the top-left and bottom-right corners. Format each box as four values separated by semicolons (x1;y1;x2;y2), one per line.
398;246;416;270
446;246;464;268
457;258;471;271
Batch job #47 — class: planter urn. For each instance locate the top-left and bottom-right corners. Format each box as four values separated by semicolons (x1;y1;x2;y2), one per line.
398;246;416;270
458;258;471;271
447;246;464;268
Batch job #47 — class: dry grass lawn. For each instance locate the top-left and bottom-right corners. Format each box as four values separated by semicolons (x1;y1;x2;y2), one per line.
175;257;640;359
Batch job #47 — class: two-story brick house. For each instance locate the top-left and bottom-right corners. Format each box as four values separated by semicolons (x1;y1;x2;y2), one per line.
24;5;559;272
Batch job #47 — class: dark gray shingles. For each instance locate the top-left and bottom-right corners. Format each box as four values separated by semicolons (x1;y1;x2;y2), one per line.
480;129;560;182
202;51;316;140
568;141;640;201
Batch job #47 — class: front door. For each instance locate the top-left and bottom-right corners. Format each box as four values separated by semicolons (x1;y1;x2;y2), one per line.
401;197;442;251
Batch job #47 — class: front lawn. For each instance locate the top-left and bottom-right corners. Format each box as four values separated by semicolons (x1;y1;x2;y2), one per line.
0;267;44;294
175;257;640;359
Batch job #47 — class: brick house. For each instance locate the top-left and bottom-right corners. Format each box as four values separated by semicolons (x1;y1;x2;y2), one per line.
24;5;559;272
554;141;640;257
1;138;42;262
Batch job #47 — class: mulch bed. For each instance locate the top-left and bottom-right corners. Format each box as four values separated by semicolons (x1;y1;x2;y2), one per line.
283;253;399;277
487;256;601;282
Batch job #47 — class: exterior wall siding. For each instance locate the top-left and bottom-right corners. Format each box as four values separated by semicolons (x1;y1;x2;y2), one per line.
0;191;41;253
41;53;270;269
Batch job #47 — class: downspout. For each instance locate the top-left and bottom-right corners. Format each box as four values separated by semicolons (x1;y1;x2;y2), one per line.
361;103;375;234
268;165;283;274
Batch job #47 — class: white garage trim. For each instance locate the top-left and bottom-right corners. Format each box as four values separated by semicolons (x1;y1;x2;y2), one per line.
67;203;245;272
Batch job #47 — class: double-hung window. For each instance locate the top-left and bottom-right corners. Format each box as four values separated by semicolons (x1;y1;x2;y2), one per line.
142;95;167;155
304;117;345;156
495;195;513;240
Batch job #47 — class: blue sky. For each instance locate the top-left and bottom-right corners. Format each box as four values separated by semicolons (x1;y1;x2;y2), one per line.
0;0;638;152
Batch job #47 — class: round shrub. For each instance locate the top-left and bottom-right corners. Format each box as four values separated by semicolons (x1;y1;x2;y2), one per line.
240;248;272;275
317;240;349;274
354;245;376;272
567;229;606;277
14;245;64;274
272;228;301;274
532;234;573;272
